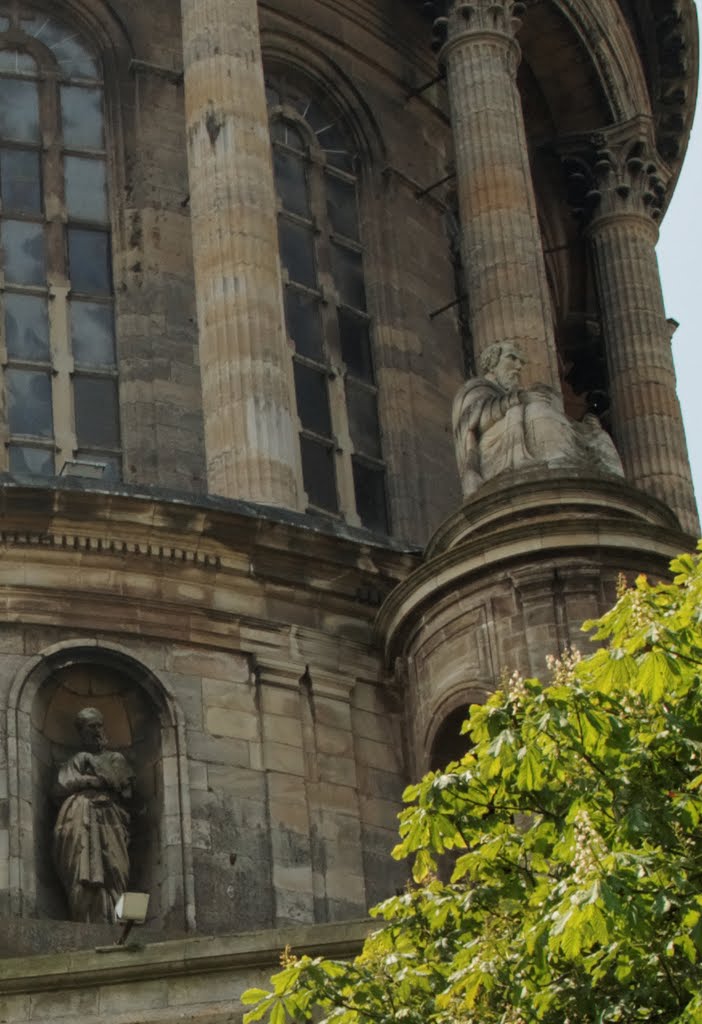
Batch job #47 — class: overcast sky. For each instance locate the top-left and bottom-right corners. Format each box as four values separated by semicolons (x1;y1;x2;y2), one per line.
658;71;702;529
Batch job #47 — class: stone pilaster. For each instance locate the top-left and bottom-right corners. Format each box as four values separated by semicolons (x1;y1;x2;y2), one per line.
181;0;300;508
435;0;559;387
566;118;698;535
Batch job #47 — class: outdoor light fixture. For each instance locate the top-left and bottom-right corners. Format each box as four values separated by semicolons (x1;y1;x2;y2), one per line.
59;459;108;479
96;892;150;952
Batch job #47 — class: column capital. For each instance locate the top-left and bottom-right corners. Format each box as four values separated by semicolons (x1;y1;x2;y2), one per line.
424;0;528;53
562;117;670;232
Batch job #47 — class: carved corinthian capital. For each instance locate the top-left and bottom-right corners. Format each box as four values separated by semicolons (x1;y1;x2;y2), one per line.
423;0;527;52
562;117;671;229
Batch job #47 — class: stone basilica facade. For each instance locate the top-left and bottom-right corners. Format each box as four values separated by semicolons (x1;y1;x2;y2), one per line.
0;0;699;1020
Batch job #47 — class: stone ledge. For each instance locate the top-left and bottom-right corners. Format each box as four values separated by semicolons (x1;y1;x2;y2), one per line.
0;919;373;994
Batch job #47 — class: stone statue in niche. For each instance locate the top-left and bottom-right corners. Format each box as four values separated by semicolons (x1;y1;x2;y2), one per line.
452;342;624;498
53;706;135;923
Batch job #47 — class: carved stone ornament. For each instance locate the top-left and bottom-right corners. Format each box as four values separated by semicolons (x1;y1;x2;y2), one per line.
562;117;670;227
53;707;135;923
422;0;527;51
452;342;624;498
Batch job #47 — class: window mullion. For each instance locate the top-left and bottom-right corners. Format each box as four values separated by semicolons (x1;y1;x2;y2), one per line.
48;282;75;468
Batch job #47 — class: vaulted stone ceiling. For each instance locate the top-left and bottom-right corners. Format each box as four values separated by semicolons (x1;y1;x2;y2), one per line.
414;0;698;170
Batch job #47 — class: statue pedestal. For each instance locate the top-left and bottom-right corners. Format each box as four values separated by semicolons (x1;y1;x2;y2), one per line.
377;469;694;776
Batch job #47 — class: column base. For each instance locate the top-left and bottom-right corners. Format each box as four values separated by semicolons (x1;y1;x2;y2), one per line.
377;470;694;774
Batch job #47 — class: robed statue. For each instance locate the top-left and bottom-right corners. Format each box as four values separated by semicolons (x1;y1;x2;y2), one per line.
452;342;624;498
53;706;134;923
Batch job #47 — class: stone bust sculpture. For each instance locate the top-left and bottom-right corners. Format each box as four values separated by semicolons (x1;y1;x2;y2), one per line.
53;706;135;923
452;342;624;498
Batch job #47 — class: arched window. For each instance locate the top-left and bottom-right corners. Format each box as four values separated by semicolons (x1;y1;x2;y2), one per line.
0;5;120;478
266;72;388;533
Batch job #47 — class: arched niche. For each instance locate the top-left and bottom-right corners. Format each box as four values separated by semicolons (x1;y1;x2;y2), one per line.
6;641;195;930
423;685;492;775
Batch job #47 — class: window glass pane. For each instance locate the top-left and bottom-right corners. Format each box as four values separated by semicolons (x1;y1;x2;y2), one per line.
353;459;388;533
73;375;119;447
316;122;355;173
21;16;99;79
68;228;111;293
332;244;366;310
300;436;337;512
346;380;382;459
326;174;359;240
0;77;40;141
9;444;54;475
278;218;316;289
5;292;50;360
0;18;11;32
273;146;309;217
60;85;104;149
0;50;36;73
0;147;41;212
70;301;115;366
339;309;374;382
265;83;281;107
64;156;107;221
285;288;323;361
7;367;53;436
294;361;332;437
2;219;45;284
278;122;306;153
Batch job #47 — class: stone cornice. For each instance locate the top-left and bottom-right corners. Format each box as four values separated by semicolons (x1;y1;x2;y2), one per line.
623;0;698;167
376;471;693;665
0;479;418;618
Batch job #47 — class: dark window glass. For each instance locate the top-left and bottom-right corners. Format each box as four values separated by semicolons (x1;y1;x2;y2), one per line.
68;228;111;294
9;444;53;475
332;244;366;310
285;289;323;361
301;436;337;512
2;218;44;284
273;146;309;218
326;174;359;240
271;120;305;151
339;309;374;382
0;77;39;141
346;379;382;459
294;361;332;437
64;156;107;222
60;85;104;149
0;148;41;212
70;301;115;366
353;459;388;533
5;292;49;360
73;375;119;447
306;114;354;173
7;367;52;436
278;218;316;288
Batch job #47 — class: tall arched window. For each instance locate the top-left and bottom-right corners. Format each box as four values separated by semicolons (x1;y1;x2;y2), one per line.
0;5;120;478
266;72;388;533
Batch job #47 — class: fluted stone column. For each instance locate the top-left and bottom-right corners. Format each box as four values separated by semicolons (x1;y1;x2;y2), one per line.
435;0;559;387
181;0;299;507
581;120;698;535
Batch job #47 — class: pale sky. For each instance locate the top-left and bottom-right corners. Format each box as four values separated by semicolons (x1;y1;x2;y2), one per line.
658;68;702;530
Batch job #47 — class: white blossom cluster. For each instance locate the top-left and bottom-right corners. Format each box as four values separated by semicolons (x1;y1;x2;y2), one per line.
506;669;528;705
571;809;606;885
545;647;582;686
